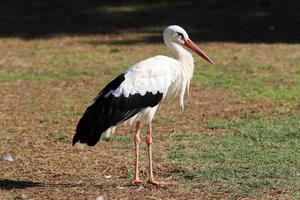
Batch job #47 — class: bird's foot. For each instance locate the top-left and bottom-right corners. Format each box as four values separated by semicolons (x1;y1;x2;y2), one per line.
131;179;143;185
147;179;167;186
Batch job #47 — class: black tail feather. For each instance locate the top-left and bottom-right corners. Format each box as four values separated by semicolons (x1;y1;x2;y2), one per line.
73;73;128;146
73;104;106;146
72;72;163;147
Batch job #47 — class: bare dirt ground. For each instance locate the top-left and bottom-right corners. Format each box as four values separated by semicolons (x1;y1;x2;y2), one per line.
0;83;273;199
1;0;300;198
0;35;291;200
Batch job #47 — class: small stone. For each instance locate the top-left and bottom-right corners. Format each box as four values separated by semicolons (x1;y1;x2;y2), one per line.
116;186;125;190
96;196;104;200
14;194;27;200
136;185;145;191
1;154;13;162
104;175;112;179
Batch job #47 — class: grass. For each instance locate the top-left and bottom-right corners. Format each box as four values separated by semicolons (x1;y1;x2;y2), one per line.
60;96;74;104
51;128;69;143
58;110;83;117
107;135;132;143
26;100;41;110
195;67;300;102
168;115;300;198
123;170;133;180
152;116;173;124
0;129;11;137
0;12;299;198
194;44;300;103
0;69;95;82
39;116;59;125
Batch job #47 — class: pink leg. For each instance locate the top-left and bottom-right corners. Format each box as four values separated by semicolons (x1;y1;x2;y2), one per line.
132;121;143;185
146;123;166;186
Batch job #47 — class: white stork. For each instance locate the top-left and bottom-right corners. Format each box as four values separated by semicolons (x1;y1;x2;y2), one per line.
73;25;213;186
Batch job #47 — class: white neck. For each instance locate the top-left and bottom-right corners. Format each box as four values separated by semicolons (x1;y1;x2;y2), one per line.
164;39;192;61
164;39;195;110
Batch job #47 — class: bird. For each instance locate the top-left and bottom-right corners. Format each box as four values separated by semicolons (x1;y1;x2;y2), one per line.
72;25;214;186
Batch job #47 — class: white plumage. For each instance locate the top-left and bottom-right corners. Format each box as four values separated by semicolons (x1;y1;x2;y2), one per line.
103;55;188;135
73;25;213;186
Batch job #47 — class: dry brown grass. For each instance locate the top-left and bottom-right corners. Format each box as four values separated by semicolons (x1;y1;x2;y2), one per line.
0;34;296;199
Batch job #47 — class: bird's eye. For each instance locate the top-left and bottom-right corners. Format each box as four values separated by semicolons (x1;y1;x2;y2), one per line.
176;32;184;40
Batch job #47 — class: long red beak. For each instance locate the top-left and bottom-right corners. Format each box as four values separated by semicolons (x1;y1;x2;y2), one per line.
184;39;214;64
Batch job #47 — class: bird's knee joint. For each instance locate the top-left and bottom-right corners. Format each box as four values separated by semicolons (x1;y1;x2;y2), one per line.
134;135;141;145
146;134;153;145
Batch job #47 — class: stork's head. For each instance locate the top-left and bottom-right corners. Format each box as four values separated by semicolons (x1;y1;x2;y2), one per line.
163;25;214;64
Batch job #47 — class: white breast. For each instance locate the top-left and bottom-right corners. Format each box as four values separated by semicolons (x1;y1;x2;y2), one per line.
103;55;190;137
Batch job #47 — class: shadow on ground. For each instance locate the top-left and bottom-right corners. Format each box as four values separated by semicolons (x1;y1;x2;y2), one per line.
0;179;136;190
0;179;43;190
0;0;299;43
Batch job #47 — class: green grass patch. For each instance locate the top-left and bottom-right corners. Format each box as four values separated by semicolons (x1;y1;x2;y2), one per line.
103;134;133;150
47;51;104;68
107;135;132;143
0;129;11;137
152;116;173;124
60;95;74;104
39;116;60;125
194;66;300;102
0;69;95;82
123;169;133;180
59;110;83;117
51;129;69;143
26;100;41;110
194;44;300;104
168;115;300;198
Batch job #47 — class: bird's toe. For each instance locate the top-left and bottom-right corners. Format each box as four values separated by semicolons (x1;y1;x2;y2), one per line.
147;179;167;187
131;179;143;185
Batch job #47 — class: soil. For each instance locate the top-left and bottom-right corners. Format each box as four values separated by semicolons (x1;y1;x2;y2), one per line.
0;35;281;200
0;78;274;199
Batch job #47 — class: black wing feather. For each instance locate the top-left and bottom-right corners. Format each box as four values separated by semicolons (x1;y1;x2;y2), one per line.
73;73;163;146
